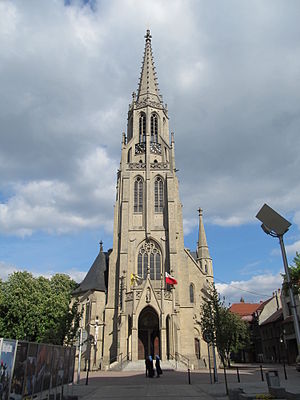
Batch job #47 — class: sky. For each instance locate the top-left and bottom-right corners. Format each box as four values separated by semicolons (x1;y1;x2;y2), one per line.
1;0;300;304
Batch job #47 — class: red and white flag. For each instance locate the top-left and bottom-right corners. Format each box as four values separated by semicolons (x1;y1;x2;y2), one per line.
165;272;177;285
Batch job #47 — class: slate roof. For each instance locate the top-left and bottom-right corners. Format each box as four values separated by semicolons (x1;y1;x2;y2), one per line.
72;244;109;295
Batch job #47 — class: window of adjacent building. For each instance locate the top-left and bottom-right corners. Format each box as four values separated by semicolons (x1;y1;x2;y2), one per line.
137;241;161;280
151;113;158;143
154;176;164;213
190;283;195;303
139;112;146;143
134;176;143;213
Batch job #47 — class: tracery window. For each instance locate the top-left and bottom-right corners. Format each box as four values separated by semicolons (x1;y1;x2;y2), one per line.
190;283;195;303
151;113;158;143
154;176;164;213
134;176;143;213
137;241;161;280
139;112;146;143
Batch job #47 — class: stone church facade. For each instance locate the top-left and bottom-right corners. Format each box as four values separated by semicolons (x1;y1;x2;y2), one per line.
72;30;214;370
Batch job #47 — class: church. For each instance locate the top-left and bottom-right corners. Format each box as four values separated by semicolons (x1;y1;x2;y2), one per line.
72;30;214;370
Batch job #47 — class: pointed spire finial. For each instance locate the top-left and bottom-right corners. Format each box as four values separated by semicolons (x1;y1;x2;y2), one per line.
136;30;163;106
197;208;210;261
99;240;103;252
145;29;152;43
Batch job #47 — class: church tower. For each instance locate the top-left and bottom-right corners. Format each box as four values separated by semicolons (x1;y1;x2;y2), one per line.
101;30;214;367
73;30;214;370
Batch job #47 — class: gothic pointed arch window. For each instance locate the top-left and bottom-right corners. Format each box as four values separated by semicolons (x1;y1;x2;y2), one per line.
139;112;146;143
134;176;143;213
154;176;164;213
190;283;195;303
137;241;161;280
151;113;158;143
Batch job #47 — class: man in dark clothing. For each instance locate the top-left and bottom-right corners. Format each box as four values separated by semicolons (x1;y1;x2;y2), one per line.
148;356;154;377
155;355;162;377
145;357;150;377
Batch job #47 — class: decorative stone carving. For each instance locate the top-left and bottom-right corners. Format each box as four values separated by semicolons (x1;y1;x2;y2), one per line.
146;287;151;303
126;292;133;301
136;99;163;109
150;162;168;169
129;162;146;169
164;291;172;300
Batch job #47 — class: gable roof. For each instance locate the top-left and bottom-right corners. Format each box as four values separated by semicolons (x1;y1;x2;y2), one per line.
229;303;261;317
73;244;108;295
260;308;283;326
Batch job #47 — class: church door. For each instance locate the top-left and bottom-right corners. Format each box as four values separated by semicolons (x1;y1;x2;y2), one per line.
138;306;160;360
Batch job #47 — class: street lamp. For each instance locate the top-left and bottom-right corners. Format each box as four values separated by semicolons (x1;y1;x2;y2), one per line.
256;203;300;355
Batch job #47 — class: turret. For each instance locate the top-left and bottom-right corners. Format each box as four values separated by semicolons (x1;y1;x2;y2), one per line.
197;208;213;276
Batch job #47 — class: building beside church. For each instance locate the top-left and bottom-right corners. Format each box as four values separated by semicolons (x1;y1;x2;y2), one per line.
72;30;214;370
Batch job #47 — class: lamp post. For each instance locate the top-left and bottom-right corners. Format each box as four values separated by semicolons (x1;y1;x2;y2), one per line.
256;203;300;355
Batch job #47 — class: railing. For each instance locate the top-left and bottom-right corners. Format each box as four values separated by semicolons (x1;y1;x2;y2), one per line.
118;352;131;369
175;352;190;369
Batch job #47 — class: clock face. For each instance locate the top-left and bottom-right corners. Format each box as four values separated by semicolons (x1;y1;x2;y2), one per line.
150;143;161;155
135;143;146;155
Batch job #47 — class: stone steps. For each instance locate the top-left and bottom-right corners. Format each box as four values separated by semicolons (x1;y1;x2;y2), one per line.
110;358;207;371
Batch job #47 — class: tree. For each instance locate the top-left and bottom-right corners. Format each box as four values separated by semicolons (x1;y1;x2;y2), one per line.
200;284;250;367
0;271;80;345
282;252;300;295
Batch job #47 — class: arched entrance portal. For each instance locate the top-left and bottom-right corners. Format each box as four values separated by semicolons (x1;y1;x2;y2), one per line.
138;306;160;360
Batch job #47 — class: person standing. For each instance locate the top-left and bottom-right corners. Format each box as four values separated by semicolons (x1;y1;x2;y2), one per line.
148;356;154;378
155;355;162;377
145;357;150;377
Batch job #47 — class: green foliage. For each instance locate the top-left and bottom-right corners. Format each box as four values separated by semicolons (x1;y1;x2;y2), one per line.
282;252;300;295
200;284;250;366
0;271;80;345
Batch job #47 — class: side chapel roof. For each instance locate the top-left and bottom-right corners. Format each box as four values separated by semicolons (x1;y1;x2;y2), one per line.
73;241;108;295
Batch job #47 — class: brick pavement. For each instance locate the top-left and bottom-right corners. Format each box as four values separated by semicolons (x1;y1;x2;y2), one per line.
65;364;300;400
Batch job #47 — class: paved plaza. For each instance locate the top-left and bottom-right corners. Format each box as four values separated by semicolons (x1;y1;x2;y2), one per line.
66;364;300;400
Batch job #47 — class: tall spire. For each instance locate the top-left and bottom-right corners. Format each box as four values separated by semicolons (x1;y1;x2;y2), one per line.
136;30;162;106
197;208;210;260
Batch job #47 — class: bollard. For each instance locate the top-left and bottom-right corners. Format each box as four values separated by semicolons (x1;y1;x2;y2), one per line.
283;362;287;380
223;365;228;395
188;368;191;384
260;365;264;381
236;366;240;383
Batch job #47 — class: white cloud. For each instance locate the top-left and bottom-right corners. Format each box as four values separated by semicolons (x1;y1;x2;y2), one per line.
0;260;87;283
0;147;117;236
0;261;22;281
285;240;300;257
0;0;300;239
65;268;87;283
215;271;284;304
